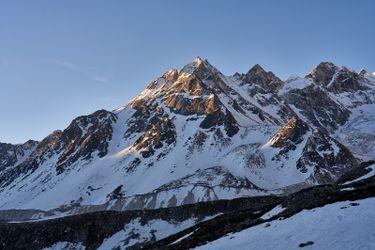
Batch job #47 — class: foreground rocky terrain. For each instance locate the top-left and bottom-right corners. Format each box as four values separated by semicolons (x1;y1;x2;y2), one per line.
1;161;374;249
0;58;374;249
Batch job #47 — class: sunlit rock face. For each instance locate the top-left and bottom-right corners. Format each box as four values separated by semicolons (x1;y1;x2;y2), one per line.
55;110;117;173
268;116;309;149
0;58;373;213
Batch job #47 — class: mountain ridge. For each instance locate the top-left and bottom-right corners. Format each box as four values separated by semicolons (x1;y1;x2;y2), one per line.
0;58;374;214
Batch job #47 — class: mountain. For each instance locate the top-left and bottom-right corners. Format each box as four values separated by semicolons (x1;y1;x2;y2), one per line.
0;58;374;249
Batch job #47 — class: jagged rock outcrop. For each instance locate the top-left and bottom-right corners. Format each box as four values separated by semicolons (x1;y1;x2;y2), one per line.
0;140;38;172
269;116;309;149
56;109;117;173
133;114;176;158
297;129;358;183
282;84;351;133
265;116;359;185
327;67;370;93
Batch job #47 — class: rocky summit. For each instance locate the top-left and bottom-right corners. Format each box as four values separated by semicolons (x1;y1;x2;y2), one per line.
0;58;374;249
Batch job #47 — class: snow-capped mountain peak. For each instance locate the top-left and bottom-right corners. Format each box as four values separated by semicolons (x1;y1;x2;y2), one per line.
0;58;373;214
180;56;215;75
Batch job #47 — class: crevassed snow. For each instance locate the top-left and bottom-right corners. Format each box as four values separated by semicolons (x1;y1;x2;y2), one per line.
334;104;375;160
196;197;375;250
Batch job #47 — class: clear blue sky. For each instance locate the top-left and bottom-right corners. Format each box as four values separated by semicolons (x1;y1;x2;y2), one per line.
1;0;374;144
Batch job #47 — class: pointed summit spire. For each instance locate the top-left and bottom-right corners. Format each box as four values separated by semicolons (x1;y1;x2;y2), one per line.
358;69;367;77
309;61;339;75
306;61;339;85
243;64;283;92
194;56;204;64
247;64;266;75
180;56;215;75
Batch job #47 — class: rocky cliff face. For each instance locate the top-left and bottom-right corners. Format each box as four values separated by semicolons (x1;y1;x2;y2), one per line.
0;110;116;189
0;58;373;214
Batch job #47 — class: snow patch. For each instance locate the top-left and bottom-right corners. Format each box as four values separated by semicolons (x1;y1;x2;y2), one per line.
98;217;209;249
260;205;285;219
42;242;85;250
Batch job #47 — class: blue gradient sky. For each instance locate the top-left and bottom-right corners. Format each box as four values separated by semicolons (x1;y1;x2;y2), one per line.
1;0;374;143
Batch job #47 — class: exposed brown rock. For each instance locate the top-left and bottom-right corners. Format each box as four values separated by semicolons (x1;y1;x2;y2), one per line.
270;116;309;148
306;61;339;86
242;64;284;92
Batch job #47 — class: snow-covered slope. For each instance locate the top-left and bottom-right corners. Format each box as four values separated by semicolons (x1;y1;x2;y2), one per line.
0;58;373;213
197;197;375;250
